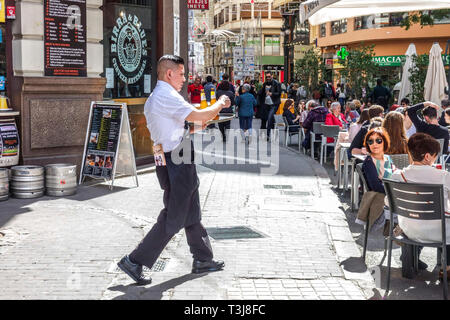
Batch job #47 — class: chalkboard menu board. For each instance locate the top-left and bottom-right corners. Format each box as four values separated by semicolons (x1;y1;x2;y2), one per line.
0;123;20;167
82;103;122;179
44;0;87;77
80;102;138;190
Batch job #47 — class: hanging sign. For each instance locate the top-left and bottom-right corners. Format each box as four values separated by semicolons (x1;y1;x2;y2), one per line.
44;0;87;77
0;123;20;167
6;5;14;19
79;102;138;190
187;0;209;10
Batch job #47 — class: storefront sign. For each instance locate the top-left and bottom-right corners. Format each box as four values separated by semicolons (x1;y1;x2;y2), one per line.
0;123;20;167
0;0;5;23
372;55;405;67
80;102;138;189
333;58;345;69
372;55;450;67
44;0;87;77
110;13;148;84
187;0;209;10
6;5;15;19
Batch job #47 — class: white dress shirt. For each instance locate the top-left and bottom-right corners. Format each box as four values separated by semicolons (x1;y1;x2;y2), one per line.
144;80;197;153
391;165;450;244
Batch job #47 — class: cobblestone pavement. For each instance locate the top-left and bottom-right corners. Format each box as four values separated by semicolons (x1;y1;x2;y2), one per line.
0;120;378;300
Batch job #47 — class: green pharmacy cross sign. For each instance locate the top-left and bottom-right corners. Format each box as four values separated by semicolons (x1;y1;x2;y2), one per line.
337;47;349;60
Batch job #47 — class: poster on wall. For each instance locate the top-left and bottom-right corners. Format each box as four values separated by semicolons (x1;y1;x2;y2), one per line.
44;0;87;77
0;123;20;167
79;102;138;190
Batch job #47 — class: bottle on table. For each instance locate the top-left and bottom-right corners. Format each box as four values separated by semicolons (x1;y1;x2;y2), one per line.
200;89;208;110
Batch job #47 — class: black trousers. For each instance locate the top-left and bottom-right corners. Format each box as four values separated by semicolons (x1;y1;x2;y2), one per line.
218;120;231;142
129;210;214;268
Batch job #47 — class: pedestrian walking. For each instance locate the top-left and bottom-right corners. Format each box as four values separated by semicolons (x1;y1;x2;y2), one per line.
117;55;228;285
369;79;391;112
216;74;235;142
257;71;281;141
188;76;203;104
236;83;257;144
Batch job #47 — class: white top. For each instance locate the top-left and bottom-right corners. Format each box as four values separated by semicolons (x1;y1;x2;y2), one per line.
405;124;417;138
348;123;362;143
391;165;450;244
144;80;197;152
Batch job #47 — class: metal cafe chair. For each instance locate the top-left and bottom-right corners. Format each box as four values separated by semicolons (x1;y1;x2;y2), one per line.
383;179;448;300
320;125;340;165
437;138;445;165
310;122;323;159
282;116;300;147
355;163;388;262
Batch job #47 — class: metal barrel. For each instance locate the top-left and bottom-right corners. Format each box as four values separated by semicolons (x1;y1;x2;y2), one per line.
10;166;45;199
0;169;9;201
45;164;77;197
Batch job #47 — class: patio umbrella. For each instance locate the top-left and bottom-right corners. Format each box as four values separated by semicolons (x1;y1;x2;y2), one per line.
424;43;449;107
303;0;450;25
398;43;417;103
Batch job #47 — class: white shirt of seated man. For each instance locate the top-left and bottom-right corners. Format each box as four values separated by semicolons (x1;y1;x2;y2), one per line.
391;153;450;244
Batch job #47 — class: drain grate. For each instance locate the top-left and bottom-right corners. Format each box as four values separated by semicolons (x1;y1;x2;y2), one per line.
149;259;168;272
207;226;266;240
264;184;293;190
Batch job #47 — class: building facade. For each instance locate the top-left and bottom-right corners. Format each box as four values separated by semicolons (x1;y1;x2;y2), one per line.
2;0;188;171
312;11;450;89
197;0;285;83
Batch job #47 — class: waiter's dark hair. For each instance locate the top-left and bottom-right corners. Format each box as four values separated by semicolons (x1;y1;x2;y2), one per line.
157;55;184;78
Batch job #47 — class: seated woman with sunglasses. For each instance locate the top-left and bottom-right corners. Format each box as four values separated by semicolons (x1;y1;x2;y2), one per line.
362;127;395;194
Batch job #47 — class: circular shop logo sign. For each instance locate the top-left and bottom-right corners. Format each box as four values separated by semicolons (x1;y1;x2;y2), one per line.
111;14;148;84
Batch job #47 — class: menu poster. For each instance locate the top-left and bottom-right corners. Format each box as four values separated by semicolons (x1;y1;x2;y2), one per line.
44;0;87;77
82;104;122;179
0;123;20;167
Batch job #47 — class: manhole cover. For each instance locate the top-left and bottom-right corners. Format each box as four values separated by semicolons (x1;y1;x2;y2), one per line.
207;226;266;240
281;190;313;196
264;185;293;190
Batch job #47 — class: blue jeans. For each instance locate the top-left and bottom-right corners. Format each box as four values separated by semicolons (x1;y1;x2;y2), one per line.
266;104;277;138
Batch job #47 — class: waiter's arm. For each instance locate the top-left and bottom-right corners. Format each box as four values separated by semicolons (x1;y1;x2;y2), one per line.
185;96;231;123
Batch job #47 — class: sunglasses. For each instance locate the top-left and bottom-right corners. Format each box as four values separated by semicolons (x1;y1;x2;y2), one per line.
367;138;383;146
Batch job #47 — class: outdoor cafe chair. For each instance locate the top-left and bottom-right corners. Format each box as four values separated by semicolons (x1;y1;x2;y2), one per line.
310;122;323;159
282;116;300;147
320;125;340;165
383;178;448;300
273;114;286;141
437;138;445;165
355;163;388;262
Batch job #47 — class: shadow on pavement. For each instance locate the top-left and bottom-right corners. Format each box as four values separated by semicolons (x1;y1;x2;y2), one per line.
339;257;368;273
108;273;208;300
0;179;134;229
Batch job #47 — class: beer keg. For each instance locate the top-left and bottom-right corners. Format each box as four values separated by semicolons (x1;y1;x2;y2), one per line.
45;164;77;197
11;166;45;199
0;168;9;201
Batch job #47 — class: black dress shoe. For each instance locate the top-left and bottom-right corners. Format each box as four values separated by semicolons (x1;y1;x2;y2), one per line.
418;260;428;270
117;255;152;286
192;259;225;274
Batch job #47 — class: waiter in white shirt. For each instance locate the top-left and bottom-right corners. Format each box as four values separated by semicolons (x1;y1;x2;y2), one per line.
118;55;230;285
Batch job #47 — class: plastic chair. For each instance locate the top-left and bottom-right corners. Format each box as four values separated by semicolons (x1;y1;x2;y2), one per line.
320;125;340;165
383;179;448;300
282;116;300;147
389;154;410;170
310;122;323;159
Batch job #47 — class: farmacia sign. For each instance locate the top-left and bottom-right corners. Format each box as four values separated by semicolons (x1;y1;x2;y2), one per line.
111;14;147;84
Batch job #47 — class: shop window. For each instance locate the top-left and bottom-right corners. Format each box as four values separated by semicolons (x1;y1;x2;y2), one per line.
0;26;6;95
319;23;326;37
103;0;154;161
264;35;280;56
423;10;450;25
331;19;347;35
355;12;407;29
232;4;237;21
